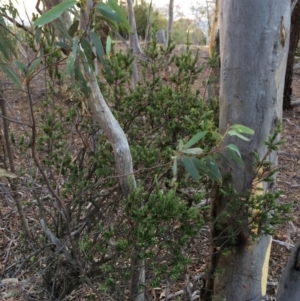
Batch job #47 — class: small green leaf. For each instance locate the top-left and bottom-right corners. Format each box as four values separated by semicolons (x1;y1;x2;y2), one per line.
95;2;123;23
1;64;22;89
227;130;251;141
225;148;244;166
80;38;96;63
230;124;254;135
172;158;177;176
178;139;184;151
184;131;207;149
0;168;18;178
205;157;222;183
15;61;27;74
191;157;207;174
182;148;203;155
106;36;112;55
74;64;90;96
107;0;131;30
226;144;241;157
91;32;106;62
65;53;75;76
28;57;42;75
68;19;79;37
212;131;223;142
182;156;200;182
72;36;79;56
34;0;76;27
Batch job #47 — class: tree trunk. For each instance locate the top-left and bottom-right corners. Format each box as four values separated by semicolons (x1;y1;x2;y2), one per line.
127;0;142;54
144;0;152;44
277;238;300;300
203;1;290;301
283;0;300;110
167;0;174;44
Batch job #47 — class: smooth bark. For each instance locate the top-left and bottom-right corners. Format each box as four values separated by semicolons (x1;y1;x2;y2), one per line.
203;1;290;300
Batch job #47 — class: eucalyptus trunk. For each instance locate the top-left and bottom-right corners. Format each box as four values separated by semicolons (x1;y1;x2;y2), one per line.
203;1;290;300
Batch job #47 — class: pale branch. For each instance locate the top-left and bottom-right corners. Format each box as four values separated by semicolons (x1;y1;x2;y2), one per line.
0;114;32;127
0;13;33;36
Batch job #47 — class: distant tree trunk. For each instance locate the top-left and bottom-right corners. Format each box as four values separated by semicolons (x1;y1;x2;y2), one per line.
202;1;290;301
207;0;220;100
156;29;167;44
127;0;142;54
167;0;174;44
283;0;300;110
127;0;141;88
144;0;152;44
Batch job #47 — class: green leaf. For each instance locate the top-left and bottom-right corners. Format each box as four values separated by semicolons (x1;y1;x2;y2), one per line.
68;19;79;37
184;131;207;149
182;148;203;155
65;53;75;76
1;64;22;89
226;144;241;157
106;36;112;55
72;36;79;56
212;131;223;142
225;148;244;166
0;168;18;178
191;157;208;174
95;2;123;23
205;157;222;183
74;64;90;96
28;57;42;75
230;124;254;135
182;156;200;182
178;139;184;151
80;38;96;63
172;158;177;176
107;0;131;30
15;61;27;74
55;41;72;53
227;129;251;141
34;0;76;27
90;32;112;80
91;32;106;62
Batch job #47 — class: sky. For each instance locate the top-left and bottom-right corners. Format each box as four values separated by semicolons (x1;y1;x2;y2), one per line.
151;0;197;18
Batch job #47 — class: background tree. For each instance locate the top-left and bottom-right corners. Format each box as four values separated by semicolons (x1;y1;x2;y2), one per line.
172;18;205;45
283;0;300;110
167;0;174;44
203;1;290;300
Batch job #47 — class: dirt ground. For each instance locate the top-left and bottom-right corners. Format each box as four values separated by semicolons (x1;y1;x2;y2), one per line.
1;44;300;300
